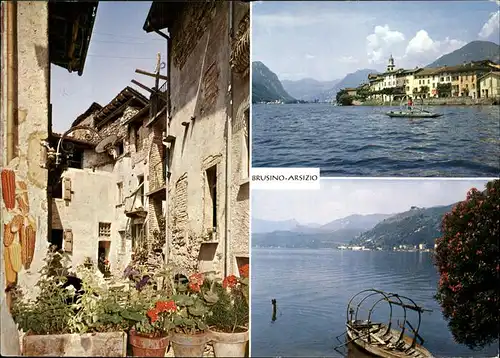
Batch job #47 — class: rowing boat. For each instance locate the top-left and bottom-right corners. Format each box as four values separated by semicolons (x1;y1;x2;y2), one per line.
386;110;442;118
346;320;433;358
335;289;434;358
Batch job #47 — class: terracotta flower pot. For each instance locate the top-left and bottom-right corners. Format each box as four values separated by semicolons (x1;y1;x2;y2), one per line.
129;329;169;357
170;331;207;357
209;329;249;357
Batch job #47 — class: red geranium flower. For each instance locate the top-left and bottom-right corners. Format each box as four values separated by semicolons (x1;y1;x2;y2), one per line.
189;273;204;286
240;264;249;278
147;308;159;323
222;275;238;289
156;300;177;313
188;282;201;292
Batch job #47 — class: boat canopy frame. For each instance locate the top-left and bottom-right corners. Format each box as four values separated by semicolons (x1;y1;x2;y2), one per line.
346;289;431;350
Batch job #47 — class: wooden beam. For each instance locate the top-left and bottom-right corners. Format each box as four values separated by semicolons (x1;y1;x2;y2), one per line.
131;79;155;94
131;80;169;102
135;68;168;81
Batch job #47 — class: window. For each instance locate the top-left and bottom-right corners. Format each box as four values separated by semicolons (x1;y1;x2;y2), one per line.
117;182;123;205
98;222;111;237
67;149;83;169
52;180;63;199
134;124;142;151
50;229;64;250
137;175;144;207
205;165;217;230
132;223;143;249
115;141;124;157
236;256;249;277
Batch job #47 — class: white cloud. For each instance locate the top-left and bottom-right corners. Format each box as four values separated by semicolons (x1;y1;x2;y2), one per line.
338;56;359;64
366;25;405;63
305;54;315;59
489;0;500;6
479;10;500;38
404;30;466;65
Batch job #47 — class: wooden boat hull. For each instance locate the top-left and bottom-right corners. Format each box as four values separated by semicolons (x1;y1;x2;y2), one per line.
386;111;442;118
346;323;433;358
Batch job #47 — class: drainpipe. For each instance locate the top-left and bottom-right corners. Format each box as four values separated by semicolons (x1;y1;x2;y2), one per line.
224;1;234;278
164;31;172;264
5;0;18;163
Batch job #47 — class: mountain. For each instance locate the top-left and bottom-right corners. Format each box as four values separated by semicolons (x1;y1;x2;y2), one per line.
252;213;392;235
350;204;456;249
251;213;393;248
319;213;394;232
252;228;364;249
427;41;500;68
252;218;301;234
252;61;296;103
315;69;378;102
281;78;341;101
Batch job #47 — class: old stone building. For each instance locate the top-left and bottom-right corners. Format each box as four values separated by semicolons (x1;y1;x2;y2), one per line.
47;86;152;275
143;1;250;278
1;2;98;354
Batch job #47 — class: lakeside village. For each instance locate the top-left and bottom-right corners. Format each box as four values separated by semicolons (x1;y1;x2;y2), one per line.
337;243;435;253
1;2;250;357
337;56;500;106
255;243;436;252
263;56;500;106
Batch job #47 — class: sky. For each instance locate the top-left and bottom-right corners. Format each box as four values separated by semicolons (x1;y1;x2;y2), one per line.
252;179;491;226
51;1;166;133
252;0;500;81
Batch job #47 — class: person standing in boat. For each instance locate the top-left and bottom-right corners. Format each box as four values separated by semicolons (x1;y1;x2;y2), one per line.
407;97;413;110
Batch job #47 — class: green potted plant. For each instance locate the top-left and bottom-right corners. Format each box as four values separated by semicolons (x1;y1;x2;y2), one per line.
169;272;219;357
11;248;128;357
125;293;177;357
207;264;249;357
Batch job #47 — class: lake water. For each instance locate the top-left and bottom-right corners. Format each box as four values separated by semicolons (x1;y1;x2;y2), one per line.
251;104;500;177
251;248;498;357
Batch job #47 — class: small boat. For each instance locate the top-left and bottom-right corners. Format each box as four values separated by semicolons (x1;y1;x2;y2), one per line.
386;95;442;118
335;289;434;358
386;110;442;118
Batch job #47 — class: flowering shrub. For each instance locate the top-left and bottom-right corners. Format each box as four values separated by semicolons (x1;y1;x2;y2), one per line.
207;265;249;333
128;299;177;337
434;180;500;349
171;272;219;334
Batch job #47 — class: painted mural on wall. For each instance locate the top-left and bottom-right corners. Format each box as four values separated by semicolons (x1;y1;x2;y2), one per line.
1;168;37;288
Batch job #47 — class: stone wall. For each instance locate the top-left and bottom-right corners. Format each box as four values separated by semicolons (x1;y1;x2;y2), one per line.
228;2;250;275
1;2;49;355
53;106;152;274
165;2;249;277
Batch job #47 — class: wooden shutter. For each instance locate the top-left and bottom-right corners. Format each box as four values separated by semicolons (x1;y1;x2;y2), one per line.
63;229;73;253
63;178;71;200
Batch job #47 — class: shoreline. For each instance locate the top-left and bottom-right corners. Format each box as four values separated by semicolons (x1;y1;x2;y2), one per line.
253;101;500;106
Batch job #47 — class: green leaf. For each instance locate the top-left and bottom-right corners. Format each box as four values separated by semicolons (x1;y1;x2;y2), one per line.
203;291;219;304
120;310;145;322
188;302;207;317
174;294;195;306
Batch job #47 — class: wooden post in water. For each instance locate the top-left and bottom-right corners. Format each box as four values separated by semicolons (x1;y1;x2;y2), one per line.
271;299;277;322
